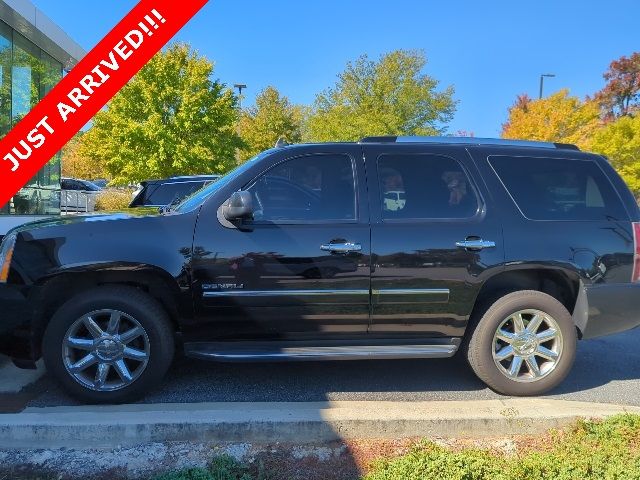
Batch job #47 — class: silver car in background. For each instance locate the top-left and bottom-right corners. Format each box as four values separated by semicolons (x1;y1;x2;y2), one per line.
60;178;103;213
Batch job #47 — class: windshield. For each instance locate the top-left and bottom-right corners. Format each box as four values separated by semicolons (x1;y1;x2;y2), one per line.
173;151;273;213
84;181;103;192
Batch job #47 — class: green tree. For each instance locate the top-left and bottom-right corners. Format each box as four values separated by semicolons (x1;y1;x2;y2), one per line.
590;115;640;194
238;86;303;161
79;43;242;185
306;50;456;142
501;90;601;147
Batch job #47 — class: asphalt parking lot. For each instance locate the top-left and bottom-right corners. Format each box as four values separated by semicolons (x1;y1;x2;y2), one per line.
21;326;640;408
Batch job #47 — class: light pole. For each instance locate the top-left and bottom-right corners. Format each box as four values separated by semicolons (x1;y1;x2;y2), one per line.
539;74;556;99
233;84;247;164
234;83;247;109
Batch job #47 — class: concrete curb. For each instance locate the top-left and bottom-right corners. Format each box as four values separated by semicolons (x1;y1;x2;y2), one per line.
1;399;639;449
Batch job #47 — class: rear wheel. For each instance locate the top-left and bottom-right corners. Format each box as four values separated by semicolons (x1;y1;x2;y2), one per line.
466;290;577;396
43;286;174;404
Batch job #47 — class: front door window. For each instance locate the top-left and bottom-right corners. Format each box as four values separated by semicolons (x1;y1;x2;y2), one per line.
246;154;356;223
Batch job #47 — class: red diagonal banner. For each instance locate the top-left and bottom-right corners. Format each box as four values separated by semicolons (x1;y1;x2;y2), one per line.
0;0;209;207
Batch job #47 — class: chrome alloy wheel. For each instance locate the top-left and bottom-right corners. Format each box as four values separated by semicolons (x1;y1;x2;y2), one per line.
62;310;150;392
492;309;563;383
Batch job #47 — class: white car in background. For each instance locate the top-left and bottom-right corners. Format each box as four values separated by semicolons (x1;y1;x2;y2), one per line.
60;178;103;213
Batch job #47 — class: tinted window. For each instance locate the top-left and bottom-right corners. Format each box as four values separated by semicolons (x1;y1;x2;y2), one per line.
489;156;627;221
377;154;479;219
62;180;86;191
80;181;102;192
247;154;356;222
145;181;207;206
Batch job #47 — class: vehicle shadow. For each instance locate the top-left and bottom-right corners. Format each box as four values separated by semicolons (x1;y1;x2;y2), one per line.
544;327;640;397
28;327;640;407
135;325;640;403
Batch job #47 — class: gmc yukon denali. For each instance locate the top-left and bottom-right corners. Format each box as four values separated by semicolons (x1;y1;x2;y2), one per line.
1;136;640;403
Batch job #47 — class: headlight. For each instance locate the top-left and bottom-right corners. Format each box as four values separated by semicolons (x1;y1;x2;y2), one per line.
0;233;17;283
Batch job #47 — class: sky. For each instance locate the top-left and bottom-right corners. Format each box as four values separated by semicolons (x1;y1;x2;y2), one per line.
32;0;640;138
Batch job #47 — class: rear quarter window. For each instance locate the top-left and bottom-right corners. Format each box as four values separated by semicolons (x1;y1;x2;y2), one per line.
489;155;628;221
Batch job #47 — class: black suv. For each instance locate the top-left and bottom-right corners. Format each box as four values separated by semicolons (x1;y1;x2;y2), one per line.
130;175;221;208
2;137;640;403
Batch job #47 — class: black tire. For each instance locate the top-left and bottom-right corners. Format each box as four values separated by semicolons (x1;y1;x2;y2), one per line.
466;290;577;396
42;285;174;404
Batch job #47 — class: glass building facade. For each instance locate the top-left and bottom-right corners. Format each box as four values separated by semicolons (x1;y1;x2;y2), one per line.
0;0;84;234
0;20;62;215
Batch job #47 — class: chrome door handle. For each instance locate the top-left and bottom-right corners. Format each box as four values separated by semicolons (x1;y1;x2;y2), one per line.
320;242;362;253
455;239;496;250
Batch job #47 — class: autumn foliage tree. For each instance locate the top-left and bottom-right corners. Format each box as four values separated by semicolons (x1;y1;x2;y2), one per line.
61;133;107;180
593;52;640;120
502;90;601;147
501;53;640;195
306;50;456;142
237;86;303;162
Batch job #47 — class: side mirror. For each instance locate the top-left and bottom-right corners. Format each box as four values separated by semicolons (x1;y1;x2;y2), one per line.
223;191;254;221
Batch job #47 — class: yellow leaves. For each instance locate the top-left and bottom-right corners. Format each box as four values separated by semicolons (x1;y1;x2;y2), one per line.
590;115;640;193
61;133;107;181
502;90;601;148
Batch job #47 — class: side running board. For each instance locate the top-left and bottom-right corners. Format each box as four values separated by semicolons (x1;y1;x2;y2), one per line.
184;340;460;362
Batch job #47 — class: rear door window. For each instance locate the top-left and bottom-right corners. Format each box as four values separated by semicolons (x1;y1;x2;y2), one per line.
377;154;479;220
489;156;627;221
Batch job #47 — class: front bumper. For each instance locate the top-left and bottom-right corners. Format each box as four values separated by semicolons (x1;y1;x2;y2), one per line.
575;283;640;340
0;283;36;362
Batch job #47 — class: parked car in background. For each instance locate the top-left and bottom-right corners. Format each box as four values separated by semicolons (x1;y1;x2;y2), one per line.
3;137;640;404
60;178;103;213
130;175;221;209
91;179;109;189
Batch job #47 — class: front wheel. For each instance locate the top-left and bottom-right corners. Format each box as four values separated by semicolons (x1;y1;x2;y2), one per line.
43;286;174;404
466;290;577;396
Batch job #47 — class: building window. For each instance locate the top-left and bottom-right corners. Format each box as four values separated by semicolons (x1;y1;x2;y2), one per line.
0;21;11;138
0;21;63;216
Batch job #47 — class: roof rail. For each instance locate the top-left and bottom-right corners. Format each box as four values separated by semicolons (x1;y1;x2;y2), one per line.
359;136;580;151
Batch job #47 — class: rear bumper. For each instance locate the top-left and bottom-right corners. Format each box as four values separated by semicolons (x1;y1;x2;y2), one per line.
0;283;36;362
576;283;640;339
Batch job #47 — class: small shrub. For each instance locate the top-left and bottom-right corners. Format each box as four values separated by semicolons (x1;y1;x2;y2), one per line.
365;415;640;480
95;189;133;211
